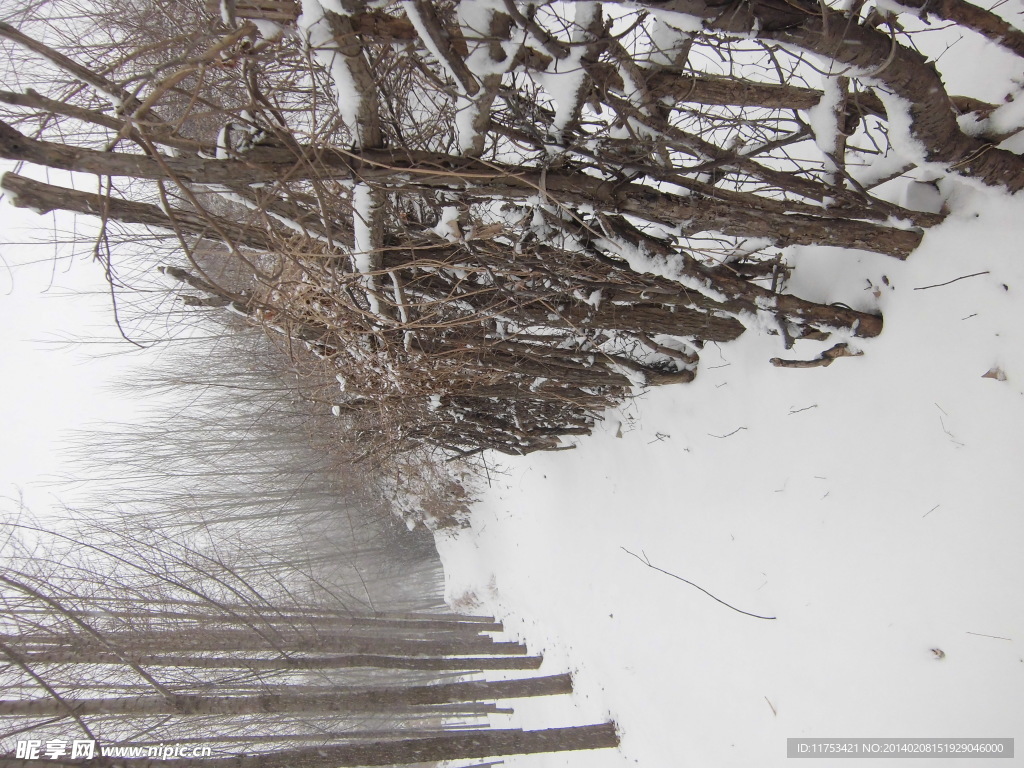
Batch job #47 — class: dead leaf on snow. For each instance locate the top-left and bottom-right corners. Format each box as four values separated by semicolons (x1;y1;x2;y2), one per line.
982;366;1007;381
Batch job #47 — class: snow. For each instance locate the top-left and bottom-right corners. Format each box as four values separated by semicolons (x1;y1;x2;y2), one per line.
214;124;231;160
642;7;706;36
441;0;521;153
459;0;521;78
983;90;1024;140
351;182;382;317
873;0;921;17
850;150;914;190
251;19;285;40
403;0;466;92
533;3;598;136
219;0;234;26
454;97;483;154
901;179;944;215
871;93;924;162
593;233;734;306
435;174;1024;766
351;182;375;273
645;14;693;67
805;75;842;159
0;176;47;216
434;205;462;242
317;0;348;15
203;186;347;249
297;0;361;130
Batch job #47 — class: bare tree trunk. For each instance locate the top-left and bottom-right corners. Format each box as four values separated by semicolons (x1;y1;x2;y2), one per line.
19;650;544;670
628;0;1024;191
2;632;526;657
0;122;923;258
0;724;619;767
1;173;281;252
0;674;572;716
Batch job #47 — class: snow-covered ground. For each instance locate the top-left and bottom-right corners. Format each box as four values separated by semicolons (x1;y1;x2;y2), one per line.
436;177;1024;766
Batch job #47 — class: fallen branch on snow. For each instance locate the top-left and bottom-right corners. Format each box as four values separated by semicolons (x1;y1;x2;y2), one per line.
770;343;860;369
621;547;776;620
913;271;989;291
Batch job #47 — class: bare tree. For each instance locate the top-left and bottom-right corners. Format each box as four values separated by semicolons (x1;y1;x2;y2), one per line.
0;512;616;764
2;0;1020;453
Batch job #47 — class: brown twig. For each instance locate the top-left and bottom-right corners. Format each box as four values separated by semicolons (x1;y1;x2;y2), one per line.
621;547;776;620
770;343;861;368
913;271;989;290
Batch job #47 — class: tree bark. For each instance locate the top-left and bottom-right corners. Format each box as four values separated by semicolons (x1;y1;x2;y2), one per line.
198;3;1019;189
20;649;543;670
1;172;280;252
632;0;1024;191
0;674;572;716
895;0;1024;60
0;122;923;258
0;724;619;767
2;630;527;656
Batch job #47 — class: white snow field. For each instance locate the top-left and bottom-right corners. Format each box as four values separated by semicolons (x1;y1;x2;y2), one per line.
436;176;1024;767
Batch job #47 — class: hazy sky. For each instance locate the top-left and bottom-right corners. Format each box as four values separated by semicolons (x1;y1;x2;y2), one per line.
0;178;147;517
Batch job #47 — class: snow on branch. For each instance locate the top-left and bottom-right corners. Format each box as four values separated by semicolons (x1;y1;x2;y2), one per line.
298;0;379;144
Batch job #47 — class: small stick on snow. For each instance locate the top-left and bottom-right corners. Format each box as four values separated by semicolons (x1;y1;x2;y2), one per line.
770;343;861;369
765;697;777;716
913;271;990;290
708;426;747;439
621;548;776;620
937;415;964;447
965;631;1012;641
788;404;818;415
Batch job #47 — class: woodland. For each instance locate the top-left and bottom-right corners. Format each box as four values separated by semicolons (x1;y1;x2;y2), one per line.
2;0;1023;762
4;0;1020;458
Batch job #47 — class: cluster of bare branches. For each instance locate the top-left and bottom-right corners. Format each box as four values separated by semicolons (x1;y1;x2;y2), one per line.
2;0;1021;454
0;512;618;766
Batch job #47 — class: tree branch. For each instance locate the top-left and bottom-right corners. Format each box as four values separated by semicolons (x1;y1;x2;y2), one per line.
621;547;776;620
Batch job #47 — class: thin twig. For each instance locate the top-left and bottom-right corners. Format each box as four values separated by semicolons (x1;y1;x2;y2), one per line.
771;343;860;368
708;426;747;439
788;404;818;415
621;547;776;620
913;271;989;290
937;414;964;447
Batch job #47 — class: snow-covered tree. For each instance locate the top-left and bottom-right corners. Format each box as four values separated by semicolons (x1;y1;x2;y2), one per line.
2;0;1021;454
